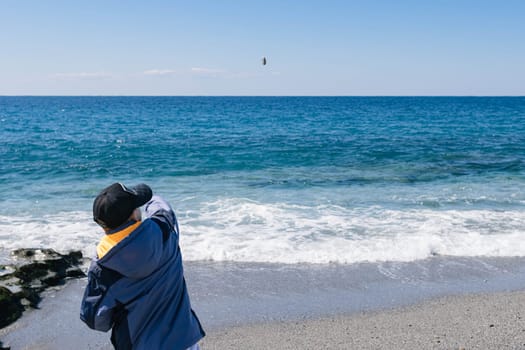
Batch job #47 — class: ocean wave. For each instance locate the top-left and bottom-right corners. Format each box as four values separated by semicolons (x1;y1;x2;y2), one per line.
179;199;525;264
1;199;525;265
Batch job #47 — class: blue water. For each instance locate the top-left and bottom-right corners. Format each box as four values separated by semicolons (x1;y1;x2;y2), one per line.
1;97;525;263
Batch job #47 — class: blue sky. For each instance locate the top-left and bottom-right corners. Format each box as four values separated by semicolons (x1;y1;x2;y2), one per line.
0;1;523;95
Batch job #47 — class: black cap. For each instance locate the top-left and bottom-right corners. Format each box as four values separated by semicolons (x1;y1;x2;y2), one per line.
93;183;153;229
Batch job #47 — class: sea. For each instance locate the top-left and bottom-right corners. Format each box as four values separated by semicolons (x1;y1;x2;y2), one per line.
1;96;525;266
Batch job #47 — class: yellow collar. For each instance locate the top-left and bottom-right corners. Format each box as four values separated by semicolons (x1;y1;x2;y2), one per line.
97;221;142;259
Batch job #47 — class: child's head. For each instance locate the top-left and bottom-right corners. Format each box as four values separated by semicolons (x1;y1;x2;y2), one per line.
93;183;152;230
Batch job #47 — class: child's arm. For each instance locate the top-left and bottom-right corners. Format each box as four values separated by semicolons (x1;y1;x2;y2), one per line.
80;261;122;332
144;195;180;239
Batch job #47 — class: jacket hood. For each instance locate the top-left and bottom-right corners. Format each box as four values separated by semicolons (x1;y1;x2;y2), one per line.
98;219;163;278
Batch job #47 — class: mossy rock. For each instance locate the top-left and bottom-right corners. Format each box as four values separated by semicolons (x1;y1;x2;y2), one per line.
0;248;87;330
0;286;23;329
14;263;51;283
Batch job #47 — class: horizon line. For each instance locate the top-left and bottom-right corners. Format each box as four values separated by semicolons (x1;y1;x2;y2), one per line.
1;95;524;98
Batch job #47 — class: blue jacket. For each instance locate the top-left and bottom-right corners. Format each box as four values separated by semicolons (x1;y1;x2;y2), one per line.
80;196;205;350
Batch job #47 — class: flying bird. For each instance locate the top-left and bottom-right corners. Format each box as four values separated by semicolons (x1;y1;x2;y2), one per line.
262;57;267;66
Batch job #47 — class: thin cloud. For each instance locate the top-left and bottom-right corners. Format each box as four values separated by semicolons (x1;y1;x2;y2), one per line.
143;69;177;76
190;67;270;79
190;67;225;75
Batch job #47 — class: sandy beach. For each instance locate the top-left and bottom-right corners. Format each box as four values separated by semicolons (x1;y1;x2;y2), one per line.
3;284;525;349
2;258;525;349
203;291;525;350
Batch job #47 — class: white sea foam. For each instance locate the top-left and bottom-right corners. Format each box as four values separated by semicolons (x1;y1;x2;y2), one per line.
0;212;101;258
178;198;525;264
1;199;525;264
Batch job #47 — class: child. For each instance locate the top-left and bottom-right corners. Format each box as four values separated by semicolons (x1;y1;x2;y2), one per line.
80;183;205;350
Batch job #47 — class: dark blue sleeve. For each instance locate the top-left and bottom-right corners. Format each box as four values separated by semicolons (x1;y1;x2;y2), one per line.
80;260;123;332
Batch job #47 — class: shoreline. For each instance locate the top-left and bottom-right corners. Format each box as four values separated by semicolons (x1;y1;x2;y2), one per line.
187;257;525;330
2;256;525;349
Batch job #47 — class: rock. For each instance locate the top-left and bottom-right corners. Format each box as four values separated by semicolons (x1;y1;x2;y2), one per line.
66;266;85;278
0;266;15;277
0;277;22;294
0;248;87;330
15;262;51;283
0;287;23;329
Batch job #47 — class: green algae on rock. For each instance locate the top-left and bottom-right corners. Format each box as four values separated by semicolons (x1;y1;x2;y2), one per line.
0;248;87;330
